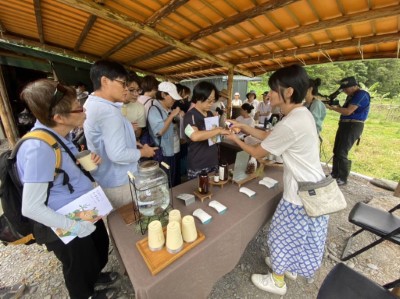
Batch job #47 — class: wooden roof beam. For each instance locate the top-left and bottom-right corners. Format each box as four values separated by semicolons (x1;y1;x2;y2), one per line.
247;51;399;74
74;15;97;52
0;20;7;33
0;33;167;79
33;0;45;44
129;0;298;64
153;56;194;71
231;33;400;65
163;33;399;77
127;46;175;65
167;67;227;79
182;0;298;43
102;32;141;59
146;0;189;27
212;5;400;55
57;0;254;77
102;0;188;59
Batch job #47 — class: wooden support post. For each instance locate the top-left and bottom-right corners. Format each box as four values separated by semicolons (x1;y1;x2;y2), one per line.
394;181;400;198
226;67;234;119
0;67;18;147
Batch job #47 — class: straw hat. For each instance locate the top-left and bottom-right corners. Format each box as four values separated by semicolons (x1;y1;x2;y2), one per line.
219;89;229;98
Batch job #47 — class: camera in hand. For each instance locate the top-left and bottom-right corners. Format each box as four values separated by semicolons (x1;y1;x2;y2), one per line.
168;112;179;124
321;88;342;106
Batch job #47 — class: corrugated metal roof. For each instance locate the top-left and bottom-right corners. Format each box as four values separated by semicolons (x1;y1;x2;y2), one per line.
0;0;399;80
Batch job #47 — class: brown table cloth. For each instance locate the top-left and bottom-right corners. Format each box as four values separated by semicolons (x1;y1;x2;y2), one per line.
108;165;284;299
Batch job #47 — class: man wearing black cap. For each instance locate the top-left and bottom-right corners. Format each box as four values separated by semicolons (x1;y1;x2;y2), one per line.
326;76;370;186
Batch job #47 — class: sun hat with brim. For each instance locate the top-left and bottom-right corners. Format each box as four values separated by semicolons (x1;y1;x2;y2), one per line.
339;76;358;89
158;82;182;100
246;90;257;99
219;89;229;99
234;92;240;96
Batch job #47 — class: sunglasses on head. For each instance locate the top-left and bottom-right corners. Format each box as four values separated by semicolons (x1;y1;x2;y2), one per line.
49;83;67;118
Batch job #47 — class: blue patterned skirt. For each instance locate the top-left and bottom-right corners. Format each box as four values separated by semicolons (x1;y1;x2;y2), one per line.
267;198;329;278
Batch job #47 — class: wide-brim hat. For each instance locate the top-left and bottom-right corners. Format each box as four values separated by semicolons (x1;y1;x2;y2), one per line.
246;90;257;99
158;82;182;100
339;76;358;89
219;89;229;99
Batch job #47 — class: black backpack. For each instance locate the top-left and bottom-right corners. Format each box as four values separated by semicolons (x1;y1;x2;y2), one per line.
0;129;93;246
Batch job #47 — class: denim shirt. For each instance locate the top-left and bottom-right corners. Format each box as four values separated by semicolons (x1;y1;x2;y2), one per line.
84;95;141;188
148;100;174;157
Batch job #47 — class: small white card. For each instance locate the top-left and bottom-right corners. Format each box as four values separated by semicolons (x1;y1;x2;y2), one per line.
184;124;195;138
260;177;278;188
193;208;212;224
239;187;256;197
208;200;227;214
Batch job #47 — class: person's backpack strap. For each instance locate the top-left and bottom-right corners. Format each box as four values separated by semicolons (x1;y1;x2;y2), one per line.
147;103;164;147
9;129;75;194
17;130;62;177
37;129;95;183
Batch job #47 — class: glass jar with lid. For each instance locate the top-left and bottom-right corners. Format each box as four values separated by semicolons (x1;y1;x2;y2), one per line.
132;160;171;217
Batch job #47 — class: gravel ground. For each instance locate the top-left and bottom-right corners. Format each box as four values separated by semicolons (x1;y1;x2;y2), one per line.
1;138;399;298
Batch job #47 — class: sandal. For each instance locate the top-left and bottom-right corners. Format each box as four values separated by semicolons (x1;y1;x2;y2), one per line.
90;287;117;299
95;272;119;287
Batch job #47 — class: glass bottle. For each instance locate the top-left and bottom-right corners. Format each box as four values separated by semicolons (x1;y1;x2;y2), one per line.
198;171;209;194
133;160;170;217
219;161;229;181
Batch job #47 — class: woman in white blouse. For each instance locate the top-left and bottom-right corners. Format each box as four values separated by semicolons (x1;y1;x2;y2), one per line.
256;91;272;125
236;103;255;127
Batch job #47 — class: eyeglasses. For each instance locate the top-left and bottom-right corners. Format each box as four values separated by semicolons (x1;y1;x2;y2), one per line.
114;79;127;88
68;107;84;114
49;83;67;118
128;88;142;94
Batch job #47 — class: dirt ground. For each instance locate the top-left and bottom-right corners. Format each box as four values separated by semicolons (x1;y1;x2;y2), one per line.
0;169;399;298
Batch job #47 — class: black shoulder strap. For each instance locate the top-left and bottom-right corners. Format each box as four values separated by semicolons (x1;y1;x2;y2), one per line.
38;129;95;183
147;103;164;147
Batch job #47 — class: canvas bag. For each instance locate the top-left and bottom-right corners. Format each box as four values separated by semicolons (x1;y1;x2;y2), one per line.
297;176;347;217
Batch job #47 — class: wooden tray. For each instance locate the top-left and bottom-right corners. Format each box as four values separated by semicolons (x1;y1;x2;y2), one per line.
136;228;205;275
117;202;139;225
232;172;258;187
209;178;230;188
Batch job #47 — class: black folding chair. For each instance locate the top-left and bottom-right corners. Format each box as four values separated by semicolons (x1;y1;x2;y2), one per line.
317;263;398;299
341;201;400;261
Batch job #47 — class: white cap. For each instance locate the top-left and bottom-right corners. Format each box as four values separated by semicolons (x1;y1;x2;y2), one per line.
234;92;240;96
158;82;182;100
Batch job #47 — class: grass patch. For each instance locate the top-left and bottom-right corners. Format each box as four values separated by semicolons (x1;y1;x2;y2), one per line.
320;104;400;181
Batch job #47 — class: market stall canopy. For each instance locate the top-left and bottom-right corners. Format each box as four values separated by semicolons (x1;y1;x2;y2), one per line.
0;0;399;80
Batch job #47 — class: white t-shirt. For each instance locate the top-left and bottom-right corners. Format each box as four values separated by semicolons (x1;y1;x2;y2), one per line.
232;99;242;107
236;115;255;127
260;106;324;205
138;95;153;118
243;99;259;117
121;101;146;128
257;101;272;124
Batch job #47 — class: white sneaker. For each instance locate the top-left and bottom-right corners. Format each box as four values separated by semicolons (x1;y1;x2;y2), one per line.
265;256;298;280
251;273;287;295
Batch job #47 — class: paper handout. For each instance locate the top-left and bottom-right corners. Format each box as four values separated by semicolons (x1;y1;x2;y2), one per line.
52;186;113;244
204;116;221;146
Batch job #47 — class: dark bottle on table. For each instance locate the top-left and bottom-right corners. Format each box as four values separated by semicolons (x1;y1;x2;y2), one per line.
218;161;229;181
263;118;268;129
198;171;209;194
